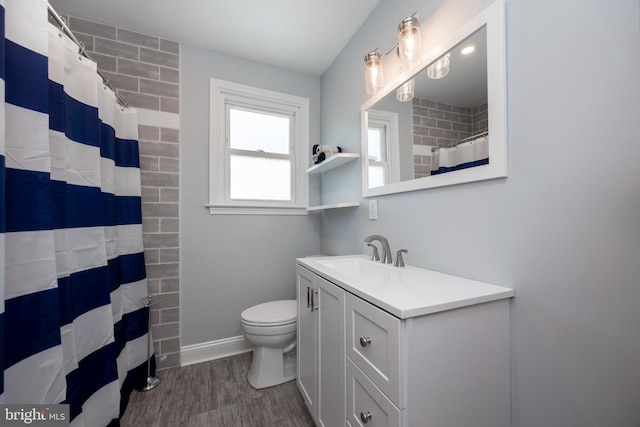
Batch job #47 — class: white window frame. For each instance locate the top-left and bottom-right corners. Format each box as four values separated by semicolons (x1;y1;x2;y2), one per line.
208;78;309;215
367;109;400;186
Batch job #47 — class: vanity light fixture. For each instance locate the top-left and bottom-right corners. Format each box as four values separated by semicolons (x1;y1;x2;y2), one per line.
427;52;450;79
398;15;422;70
364;13;421;95
364;50;384;95
396;78;415;102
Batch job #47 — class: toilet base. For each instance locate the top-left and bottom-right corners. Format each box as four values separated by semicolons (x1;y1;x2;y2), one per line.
248;347;296;389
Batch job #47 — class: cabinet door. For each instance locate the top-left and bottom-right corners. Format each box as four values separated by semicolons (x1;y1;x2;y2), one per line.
318;276;346;427
296;265;317;419
347;294;403;407
346;358;402;427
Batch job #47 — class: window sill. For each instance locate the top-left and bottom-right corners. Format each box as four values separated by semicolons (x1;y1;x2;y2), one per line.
205;204;309;216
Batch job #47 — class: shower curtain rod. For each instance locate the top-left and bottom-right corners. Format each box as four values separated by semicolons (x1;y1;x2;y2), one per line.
47;3;129;108
456;130;489;145
446;130;489;148
431;131;489;152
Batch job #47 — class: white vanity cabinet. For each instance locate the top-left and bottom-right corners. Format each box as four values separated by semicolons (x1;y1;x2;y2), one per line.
296;264;346;427
346;294;511;427
297;255;514;427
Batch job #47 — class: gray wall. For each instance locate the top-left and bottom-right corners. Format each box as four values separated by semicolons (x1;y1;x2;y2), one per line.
180;45;321;346
320;0;640;426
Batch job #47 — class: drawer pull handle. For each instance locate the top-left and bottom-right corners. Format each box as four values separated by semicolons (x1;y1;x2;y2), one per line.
360;411;372;423
359;336;372;347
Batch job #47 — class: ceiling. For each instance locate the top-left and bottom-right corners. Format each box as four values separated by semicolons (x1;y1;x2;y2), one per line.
48;0;381;77
414;26;488;107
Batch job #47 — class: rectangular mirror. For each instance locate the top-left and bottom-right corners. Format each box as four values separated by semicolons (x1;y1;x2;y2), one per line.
361;0;507;197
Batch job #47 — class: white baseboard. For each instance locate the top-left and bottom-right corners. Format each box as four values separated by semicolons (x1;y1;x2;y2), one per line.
180;335;253;367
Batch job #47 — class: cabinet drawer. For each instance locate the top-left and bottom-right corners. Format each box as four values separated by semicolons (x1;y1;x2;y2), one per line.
347;358;402;427
347;294;403;406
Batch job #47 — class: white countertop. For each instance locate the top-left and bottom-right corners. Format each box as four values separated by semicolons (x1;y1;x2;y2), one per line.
297;255;514;319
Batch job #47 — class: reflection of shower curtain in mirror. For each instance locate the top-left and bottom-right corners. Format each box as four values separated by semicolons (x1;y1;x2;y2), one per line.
432;136;489;175
1;0;152;424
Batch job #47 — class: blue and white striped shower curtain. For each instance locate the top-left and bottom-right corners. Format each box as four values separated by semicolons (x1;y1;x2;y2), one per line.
0;0;152;425
431;135;489;175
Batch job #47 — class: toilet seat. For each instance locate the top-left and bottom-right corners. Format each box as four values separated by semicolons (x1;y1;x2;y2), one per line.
241;300;296;327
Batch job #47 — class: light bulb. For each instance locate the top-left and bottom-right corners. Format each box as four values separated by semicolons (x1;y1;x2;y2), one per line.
427;52;450;79
461;45;476;55
398;16;422;70
364;51;384;95
396;78;415;102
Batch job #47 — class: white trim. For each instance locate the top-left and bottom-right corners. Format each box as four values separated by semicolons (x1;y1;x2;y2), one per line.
136;108;180;129
368;109;400;185
209;78;309;214
413;144;433;156
361;0;507;197
205;204;308;216
180;335;253;367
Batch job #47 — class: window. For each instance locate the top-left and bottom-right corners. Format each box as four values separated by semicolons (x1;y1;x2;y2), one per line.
367;110;399;188
367;124;387;189
208;79;309;215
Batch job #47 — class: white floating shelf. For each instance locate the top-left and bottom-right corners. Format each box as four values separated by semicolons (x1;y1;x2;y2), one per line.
306;202;360;212
306;153;360;174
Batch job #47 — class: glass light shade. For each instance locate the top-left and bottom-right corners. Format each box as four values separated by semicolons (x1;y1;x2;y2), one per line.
396;78;415;102
364;51;384;95
398;16;422;70
427;52;450;79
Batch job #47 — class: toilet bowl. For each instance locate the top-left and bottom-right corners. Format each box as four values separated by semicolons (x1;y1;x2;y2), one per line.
241;300;297;389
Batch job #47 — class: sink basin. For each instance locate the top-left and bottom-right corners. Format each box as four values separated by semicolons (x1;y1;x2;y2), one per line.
314;257;405;292
315;257;397;277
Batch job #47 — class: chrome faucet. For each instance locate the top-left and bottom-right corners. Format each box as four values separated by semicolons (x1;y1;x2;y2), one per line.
364;235;393;264
394;249;408;267
367;243;380;262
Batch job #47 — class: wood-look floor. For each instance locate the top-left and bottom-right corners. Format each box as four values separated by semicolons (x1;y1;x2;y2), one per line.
121;352;315;427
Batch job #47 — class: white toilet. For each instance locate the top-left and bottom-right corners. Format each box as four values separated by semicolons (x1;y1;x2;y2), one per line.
240;300;297;389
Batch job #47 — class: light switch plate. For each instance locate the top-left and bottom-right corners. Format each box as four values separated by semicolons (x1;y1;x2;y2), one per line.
369;200;378;220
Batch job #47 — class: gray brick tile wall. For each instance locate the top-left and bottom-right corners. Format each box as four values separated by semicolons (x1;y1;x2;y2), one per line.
140;141;180;158
91;53;117;72
139;48;179;68
117;28;160;49
160;67;179;84
160;39;179;54
63;15;181;369
140;79;179;98
412;97;488;178
160;97;180;114
160;219;179;233
94;37;139;59
118;58;161;80
101;71;139;92
142;219;160;234
69;16;115;39
67;16;179;114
